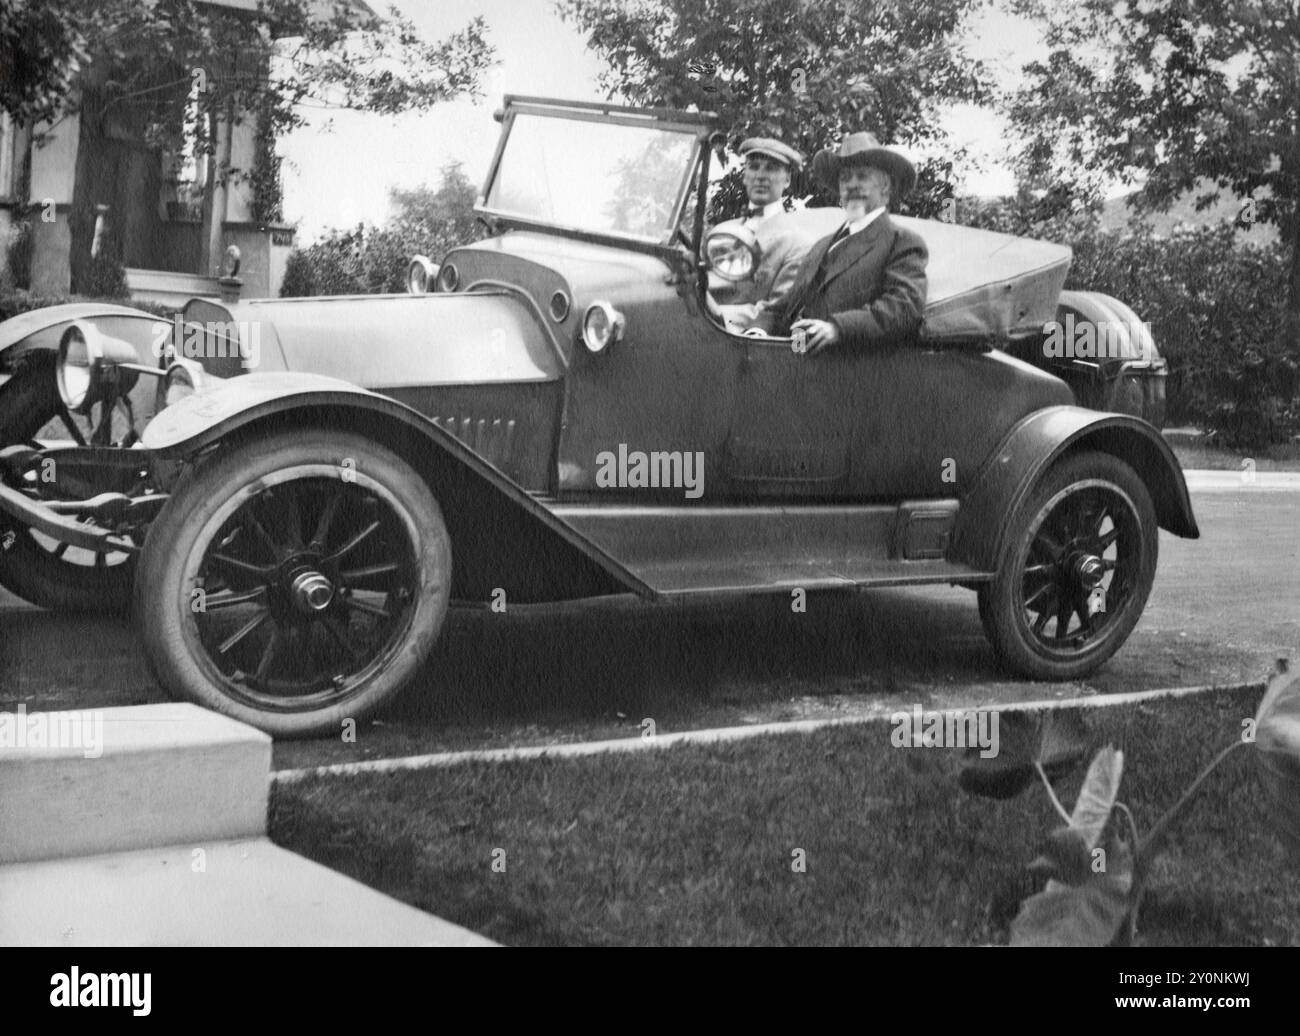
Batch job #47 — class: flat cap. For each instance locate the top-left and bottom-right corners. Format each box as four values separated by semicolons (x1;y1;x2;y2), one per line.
739;137;804;172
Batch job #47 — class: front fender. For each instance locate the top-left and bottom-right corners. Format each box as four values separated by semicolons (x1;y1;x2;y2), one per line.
951;405;1199;572
0;303;166;367
142;372;653;602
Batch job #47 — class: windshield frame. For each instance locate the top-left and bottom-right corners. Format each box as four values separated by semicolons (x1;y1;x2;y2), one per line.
477;96;716;257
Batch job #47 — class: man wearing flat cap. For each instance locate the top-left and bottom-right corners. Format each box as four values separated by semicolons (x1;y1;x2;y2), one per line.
711;136;826;329
771;132;928;353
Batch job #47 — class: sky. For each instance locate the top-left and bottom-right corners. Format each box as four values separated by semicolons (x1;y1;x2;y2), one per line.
277;0;1047;241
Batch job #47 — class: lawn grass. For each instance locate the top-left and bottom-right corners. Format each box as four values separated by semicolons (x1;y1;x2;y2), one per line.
269;687;1300;946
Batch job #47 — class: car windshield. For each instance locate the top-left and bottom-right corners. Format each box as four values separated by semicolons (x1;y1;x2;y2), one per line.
484;112;698;242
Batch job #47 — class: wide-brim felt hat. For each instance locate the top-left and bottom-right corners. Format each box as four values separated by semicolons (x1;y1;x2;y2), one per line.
812;132;916;197
739;137;804;172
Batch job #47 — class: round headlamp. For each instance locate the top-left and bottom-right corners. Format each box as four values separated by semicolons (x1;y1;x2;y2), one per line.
581;301;625;354
58;325;93;412
57;321;141;414
161;358;207;410
704;225;759;282
406;255;438;295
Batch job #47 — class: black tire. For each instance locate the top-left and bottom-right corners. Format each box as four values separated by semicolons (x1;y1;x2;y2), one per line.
977;450;1158;680
134;429;452;738
0;352;135;613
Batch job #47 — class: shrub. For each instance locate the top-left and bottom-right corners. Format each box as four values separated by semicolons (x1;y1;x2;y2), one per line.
5;220;33;290
82;253;129;299
1067;224;1295;448
281;162;486;298
961;198;1297;449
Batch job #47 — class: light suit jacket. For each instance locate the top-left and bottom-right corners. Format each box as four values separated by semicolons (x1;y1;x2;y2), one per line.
712;208;845;330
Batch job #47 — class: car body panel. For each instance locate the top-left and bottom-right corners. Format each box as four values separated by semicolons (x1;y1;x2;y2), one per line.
444;231;1076;500
136;373;1002;599
200;291;565;384
951;405;1199;572
138;371;653;601
0;303;164;360
170;293;567;488
0;304;165;402
550;499;989;597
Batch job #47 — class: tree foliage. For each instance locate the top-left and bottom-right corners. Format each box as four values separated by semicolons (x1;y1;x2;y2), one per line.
0;0;494;179
280;161;487;297
1004;0;1300;346
959;190;1297;447
555;0;993;218
1;0;492;294
0;1;86;127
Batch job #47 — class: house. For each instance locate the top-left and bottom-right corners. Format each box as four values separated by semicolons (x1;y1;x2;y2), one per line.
0;0;375;306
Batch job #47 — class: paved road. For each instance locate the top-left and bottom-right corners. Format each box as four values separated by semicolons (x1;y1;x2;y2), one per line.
2;473;1296;770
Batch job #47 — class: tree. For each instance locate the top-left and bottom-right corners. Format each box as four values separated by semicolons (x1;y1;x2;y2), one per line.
280;161;487;296
0;1;86;127
1;1;494;129
1003;0;1300;354
555;0;992;219
388;161;484;258
1;0;493;292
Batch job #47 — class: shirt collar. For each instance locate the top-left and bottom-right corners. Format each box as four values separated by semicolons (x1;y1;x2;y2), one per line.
745;199;788;224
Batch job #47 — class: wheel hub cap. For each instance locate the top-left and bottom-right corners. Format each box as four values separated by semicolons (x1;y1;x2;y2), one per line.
289;569;334;613
1071;552;1105;590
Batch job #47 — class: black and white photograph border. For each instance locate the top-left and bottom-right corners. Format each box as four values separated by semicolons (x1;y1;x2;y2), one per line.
0;0;1297;969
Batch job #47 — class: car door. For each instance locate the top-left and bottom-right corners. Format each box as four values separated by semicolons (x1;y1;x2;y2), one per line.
725;335;859;496
728;339;1074;502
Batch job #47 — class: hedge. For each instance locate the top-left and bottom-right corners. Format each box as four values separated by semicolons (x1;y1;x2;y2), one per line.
0;292;175;324
959;198;1297;449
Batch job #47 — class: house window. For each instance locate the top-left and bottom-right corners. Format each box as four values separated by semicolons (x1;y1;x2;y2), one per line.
163;88;208;221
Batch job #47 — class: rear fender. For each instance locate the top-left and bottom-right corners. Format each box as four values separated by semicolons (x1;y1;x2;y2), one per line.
143;373;652;602
951;405;1198;572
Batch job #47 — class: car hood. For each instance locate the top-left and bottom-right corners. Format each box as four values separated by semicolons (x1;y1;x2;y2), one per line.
183;292;563;386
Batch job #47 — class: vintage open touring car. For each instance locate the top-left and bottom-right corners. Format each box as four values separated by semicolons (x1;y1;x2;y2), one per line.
0;96;1197;737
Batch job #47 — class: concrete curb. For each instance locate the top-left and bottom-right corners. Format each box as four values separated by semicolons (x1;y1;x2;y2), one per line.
0;703;497;946
273;679;1267;784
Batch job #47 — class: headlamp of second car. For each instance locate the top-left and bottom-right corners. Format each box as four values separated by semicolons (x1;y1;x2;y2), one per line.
581;301;625;354
160;358;208;411
57;321;142;414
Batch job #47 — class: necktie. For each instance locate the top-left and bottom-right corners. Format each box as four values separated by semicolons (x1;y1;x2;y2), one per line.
826;222;851;255
745;207;764;220
789;224;851;323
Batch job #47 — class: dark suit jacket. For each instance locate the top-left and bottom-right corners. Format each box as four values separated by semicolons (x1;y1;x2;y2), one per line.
772;213;928;349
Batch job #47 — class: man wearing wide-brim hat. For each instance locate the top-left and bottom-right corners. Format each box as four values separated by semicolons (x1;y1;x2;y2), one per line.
712;136;832;329
767;131;928;353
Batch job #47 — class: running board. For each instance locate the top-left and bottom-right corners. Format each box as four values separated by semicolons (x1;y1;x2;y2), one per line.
546;500;991;597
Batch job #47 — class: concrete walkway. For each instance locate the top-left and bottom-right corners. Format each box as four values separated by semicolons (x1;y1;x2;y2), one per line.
0;838;491;946
0;703;493;946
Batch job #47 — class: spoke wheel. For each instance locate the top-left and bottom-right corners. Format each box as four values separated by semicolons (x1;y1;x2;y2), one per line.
977;451;1158;680
135;430;451;737
0;351;136;612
